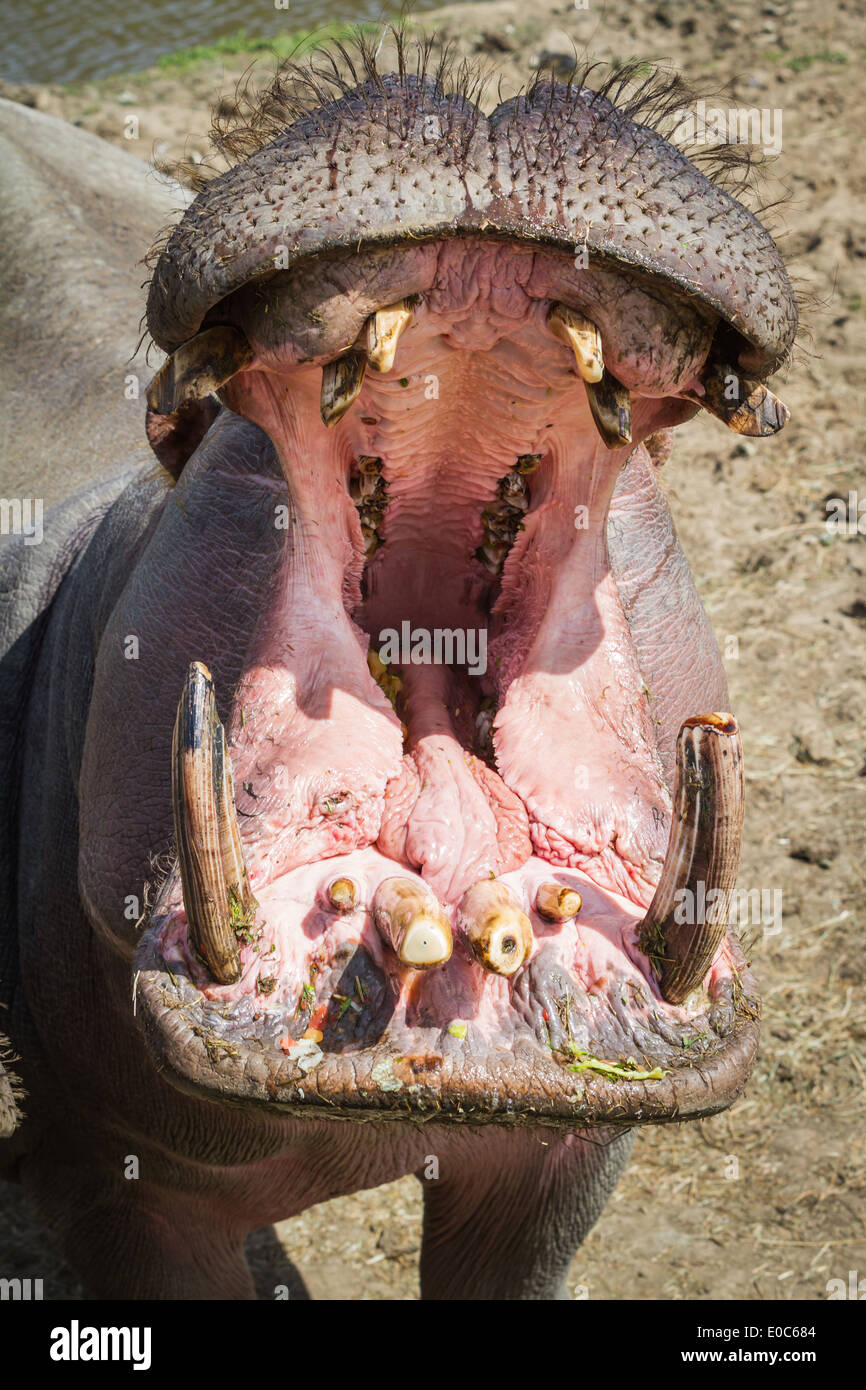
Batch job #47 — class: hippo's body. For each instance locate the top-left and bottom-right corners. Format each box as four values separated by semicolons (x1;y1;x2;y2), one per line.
0;41;795;1300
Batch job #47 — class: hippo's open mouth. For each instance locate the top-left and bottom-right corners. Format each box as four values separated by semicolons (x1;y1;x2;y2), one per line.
133;53;793;1124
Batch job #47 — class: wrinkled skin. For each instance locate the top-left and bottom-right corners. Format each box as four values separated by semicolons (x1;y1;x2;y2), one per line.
0;51;794;1300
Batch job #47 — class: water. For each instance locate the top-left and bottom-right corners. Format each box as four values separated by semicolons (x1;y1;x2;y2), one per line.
0;0;451;86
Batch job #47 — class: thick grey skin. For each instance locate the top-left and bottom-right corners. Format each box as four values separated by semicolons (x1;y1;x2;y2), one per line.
0;97;189;504
4;494;632;1299
0;101;637;1300
0;93;740;1299
149;74;797;372
2;389;636;1300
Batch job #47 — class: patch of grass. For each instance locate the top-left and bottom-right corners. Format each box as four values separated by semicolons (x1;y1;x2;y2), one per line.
559;1041;666;1082
765;48;849;72
153;22;377;75
228;884;259;945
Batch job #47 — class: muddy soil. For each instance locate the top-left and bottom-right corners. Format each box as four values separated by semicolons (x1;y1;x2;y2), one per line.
1;0;864;1300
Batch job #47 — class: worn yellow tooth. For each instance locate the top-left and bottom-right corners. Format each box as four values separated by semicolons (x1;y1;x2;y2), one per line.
585;368;632;449
684;362;790;437
548;305;604;383
458;880;533;977
327;877;359;913
366;299;414;373
320;350;366;427
146;325;254;416
535;882;583;922
172;661;256;985
372;877;452;969
637;713;744;1004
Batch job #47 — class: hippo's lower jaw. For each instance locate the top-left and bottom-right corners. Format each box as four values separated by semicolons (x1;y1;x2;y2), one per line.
133;227;770;1127
136;690;759;1126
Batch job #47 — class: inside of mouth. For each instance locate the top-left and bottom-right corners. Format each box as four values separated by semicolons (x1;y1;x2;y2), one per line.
156;235;737;1065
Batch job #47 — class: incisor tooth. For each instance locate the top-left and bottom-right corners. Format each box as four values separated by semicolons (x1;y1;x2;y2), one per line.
366;299;414;373
327;877;359;913
372;877;452;969
585;369;632;449
548;305;604;383
321;350;366;428
535;882;583;922
458;880;533;977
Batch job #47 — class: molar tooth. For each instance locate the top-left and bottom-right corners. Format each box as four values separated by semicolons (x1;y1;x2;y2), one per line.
515;454;542;475
584;369;632;449
172;661;258;985
477;541;508;574
535;883;583;922
637;713;745;1005
327;877;359;913
684;362;789;437
321;350;366;428
548;305;604;383
357;454;383;475
458;880;533;977
361;523;381;559
366;299;414;373
372;877;452;970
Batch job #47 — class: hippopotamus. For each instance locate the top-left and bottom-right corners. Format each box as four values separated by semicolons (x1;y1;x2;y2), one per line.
0;39;796;1299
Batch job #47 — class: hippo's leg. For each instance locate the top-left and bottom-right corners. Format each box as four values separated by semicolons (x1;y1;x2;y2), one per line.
21;1155;259;1299
418;1128;634;1300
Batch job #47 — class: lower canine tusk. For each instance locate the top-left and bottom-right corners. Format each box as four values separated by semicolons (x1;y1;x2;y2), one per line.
172;662;258;985
372;877;452;969
458;880;533;977
637;713;744;1005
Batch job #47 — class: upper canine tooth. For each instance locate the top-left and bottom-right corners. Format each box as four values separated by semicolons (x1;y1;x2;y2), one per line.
548;305;604;382
172;662;258;985
684;362;789;437
585;369;632;449
372;877;452;970
145;326;254;478
637;713;745;1005
366;299;414;373
458;880;533;977
145;325;254;416
535;882;583;922
321;350;366;428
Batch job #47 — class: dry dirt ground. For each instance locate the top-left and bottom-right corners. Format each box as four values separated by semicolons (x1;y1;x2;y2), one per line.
1;0;864;1300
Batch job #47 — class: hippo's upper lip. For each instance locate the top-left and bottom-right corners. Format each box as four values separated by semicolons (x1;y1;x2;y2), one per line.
146;67;797;377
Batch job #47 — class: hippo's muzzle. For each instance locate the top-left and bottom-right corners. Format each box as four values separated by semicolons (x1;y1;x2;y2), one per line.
130;51;794;1127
